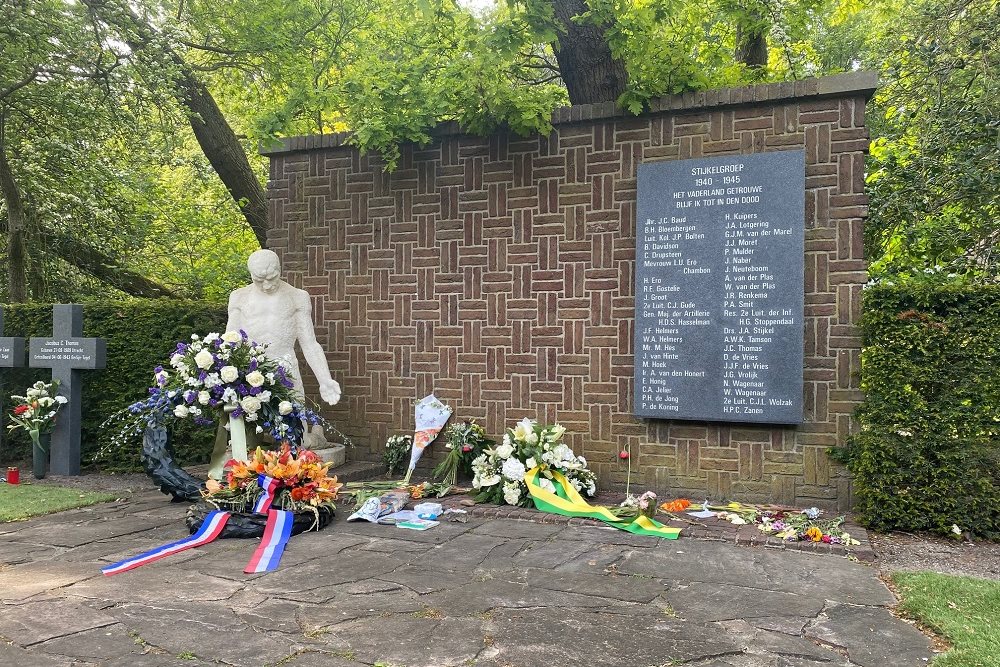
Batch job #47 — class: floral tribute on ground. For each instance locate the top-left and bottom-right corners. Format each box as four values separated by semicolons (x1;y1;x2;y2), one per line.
103;445;343;578
204;445;342;522
471;418;680;539
472;418;596;507
660;500;860;546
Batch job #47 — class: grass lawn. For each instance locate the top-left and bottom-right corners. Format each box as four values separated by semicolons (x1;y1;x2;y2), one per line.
894;571;1000;667
0;483;117;522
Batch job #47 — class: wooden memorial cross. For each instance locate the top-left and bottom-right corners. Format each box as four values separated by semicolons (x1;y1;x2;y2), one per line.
28;305;106;475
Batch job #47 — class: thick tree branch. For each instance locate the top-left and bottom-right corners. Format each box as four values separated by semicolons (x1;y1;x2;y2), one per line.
35;226;176;298
0;118;28;302
81;0;269;248
0;67;41;102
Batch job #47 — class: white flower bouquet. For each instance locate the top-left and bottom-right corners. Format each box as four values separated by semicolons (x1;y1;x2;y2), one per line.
471;418;597;506
121;331;323;446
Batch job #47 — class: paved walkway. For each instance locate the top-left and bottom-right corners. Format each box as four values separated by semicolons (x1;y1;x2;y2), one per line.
0;491;932;667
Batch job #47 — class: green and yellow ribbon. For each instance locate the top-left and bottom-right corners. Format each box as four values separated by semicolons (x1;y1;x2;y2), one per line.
525;467;680;540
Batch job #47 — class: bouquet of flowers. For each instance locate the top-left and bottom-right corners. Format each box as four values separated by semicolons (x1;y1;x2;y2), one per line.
8;380;68;478
432;420;493;486
471;418;597;507
383;434;412;476
8;380;68;437
204;445;343;515
116;331;323;447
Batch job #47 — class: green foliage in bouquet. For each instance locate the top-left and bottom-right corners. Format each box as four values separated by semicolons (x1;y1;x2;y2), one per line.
432;420;493;486
383;434;412;476
472;418;597;507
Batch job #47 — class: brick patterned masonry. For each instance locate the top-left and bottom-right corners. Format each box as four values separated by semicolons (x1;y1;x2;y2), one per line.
263;72;877;510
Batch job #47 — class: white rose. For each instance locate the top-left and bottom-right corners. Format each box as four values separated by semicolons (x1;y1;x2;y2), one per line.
495;443;514;459
198;391;211;405
512;418;535;442
502;457;526;482
194;349;214;370
245;370;265;387
278;400;294;416
173;405;190;418
219;366;239;383
240;396;262;415
221;331;242;343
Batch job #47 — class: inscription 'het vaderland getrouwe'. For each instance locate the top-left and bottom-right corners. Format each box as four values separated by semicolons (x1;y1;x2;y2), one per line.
633;151;805;424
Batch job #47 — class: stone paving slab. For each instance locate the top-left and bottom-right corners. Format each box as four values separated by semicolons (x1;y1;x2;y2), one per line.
0;490;932;666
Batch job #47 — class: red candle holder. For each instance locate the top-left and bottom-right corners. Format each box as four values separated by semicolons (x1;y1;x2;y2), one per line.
6;467;19;485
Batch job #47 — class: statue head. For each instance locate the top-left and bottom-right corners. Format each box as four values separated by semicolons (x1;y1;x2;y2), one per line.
247;250;282;294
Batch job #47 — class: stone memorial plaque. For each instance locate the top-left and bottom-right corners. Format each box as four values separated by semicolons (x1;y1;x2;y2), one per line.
0;311;25;368
633;151;805;424
29;337;106;368
0;338;24;368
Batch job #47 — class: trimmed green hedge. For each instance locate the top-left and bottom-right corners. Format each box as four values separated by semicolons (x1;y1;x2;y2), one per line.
1;301;227;469
842;285;1000;538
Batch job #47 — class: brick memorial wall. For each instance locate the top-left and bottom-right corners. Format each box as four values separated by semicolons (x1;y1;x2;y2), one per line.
262;72;877;509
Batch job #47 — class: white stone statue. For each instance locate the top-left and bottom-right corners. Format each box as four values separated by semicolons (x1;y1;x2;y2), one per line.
207;250;341;478
227;250;342;405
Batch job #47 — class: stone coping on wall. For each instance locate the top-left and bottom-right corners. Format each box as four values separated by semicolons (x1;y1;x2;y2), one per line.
260;71;878;157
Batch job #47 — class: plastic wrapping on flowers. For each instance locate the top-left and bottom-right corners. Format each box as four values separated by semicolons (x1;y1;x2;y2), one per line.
471;418;597;507
103;331;326;453
432;420;494;486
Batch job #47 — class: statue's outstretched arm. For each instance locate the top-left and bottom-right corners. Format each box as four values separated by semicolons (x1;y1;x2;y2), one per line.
295;291;341;405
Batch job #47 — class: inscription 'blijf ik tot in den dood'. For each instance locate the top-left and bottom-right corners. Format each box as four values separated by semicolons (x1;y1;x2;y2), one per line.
634;151;805;424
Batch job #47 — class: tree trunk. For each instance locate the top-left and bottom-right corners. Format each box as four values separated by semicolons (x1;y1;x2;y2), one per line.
81;0;269;248
35;226;176;298
549;0;627;105
735;24;768;70
734;1;769;72
0;120;28;302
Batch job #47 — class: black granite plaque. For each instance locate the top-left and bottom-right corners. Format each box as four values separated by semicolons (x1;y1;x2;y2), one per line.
633;151;805;424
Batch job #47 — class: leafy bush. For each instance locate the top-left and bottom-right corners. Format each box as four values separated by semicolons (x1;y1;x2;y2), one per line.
841;284;1000;537
0;301;227;469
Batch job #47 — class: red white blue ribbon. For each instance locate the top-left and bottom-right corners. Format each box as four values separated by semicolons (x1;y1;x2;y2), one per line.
253;475;281;514
243;510;294;574
102;510;230;576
